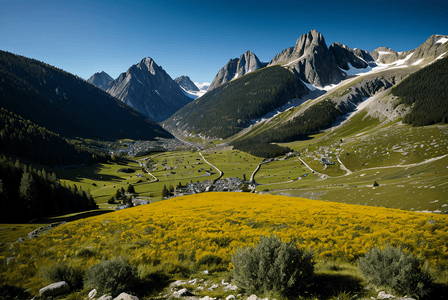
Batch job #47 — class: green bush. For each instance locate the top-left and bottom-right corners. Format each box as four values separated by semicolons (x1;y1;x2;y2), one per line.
358;246;433;299
41;262;85;290
83;256;139;296
231;235;314;296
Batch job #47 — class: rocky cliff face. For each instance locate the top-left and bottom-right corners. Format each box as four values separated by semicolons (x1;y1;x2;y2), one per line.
87;71;113;90
369;47;407;64
268;29;345;88
175;75;199;92
208;51;265;91
107;57;191;122
370;35;448;66
329;42;369;70
404;34;448;65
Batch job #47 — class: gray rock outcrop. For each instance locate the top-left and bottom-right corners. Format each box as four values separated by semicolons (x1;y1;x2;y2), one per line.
208;50;265;91
39;281;70;297
113;293;139;300
370;47;407;64
329;42;369;70
173;288;195;297
175;75;200;92
353;48;375;66
332;77;397;113
269;29;345;87
87;71;114;91
370;34;448;66
107;57;191;122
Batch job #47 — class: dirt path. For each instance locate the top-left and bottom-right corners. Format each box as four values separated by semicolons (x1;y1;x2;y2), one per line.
199;152;223;180
337;156;353;175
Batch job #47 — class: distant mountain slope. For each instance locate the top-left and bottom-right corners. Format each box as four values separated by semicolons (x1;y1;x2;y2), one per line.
208;51;266;91
0;107;108;166
392;55;448;126
163;66;309;139
107;57;191;122
268;30;345;87
175;75;199;92
87;71;114;90
0;50;172;141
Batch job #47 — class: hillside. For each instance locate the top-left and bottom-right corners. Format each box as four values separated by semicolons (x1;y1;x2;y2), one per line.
163;66;309;139
1;192;447;297
0;107;108;167
0;51;172;141
392;55;448;126
0;155;98;222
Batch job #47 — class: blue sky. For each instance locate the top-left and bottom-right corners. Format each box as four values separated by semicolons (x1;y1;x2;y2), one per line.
1;0;447;84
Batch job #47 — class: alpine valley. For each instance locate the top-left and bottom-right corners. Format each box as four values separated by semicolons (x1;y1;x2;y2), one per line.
1;29;448;300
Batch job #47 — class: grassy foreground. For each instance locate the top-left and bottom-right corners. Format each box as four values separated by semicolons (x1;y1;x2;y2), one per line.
1;192;447;297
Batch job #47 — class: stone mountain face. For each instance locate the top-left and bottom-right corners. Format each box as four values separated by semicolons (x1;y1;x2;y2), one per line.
369;47;406;64
107;57;191;122
208;51;265;91
403;34;448;65
87;71;114;91
329;42;369;70
268;29;345;88
175;75;199;92
370;34;448;66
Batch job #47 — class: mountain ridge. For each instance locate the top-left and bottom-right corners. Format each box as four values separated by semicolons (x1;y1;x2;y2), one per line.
0;50;172;141
107;57;192;122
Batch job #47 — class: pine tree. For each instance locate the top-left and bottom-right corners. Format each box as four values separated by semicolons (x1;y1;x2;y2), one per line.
162;185;168;198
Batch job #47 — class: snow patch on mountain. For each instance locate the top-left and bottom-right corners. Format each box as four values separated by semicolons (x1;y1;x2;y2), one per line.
180;87;207;100
339;63;373;76
412;58;424;65
436;37;448;44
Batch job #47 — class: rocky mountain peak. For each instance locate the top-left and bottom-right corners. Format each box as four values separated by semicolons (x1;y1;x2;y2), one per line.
293;29;326;57
107;57;191;122
208;50;265;91
269;29;344;87
175;75;199;92
87;71;114;91
136;57;158;75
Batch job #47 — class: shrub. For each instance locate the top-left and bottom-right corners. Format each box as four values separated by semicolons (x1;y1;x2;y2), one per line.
231;235;314;296
358;245;433;299
83;256;139;296
41;262;85;290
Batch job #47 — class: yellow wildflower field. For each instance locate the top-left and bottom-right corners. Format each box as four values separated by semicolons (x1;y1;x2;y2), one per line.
1;192;447;293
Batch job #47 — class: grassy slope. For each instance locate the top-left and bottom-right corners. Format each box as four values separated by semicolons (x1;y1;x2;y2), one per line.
1;192;447;296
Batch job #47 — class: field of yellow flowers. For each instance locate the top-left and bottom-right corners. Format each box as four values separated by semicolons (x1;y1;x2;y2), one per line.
1;192;447;294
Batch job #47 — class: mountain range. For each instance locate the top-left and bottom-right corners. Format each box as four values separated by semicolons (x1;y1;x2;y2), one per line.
1;30;447;161
0;50;172;141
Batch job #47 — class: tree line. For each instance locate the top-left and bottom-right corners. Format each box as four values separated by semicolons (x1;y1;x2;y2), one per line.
392;55;448;126
0;155;98;222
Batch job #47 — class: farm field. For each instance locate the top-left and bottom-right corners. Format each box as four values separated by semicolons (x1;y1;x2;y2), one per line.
1;192;447;297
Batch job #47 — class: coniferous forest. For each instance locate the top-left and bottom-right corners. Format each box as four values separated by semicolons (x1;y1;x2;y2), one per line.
392;55;448;126
231;100;341;157
0;156;98;222
0;107;108;167
165;66;309;138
